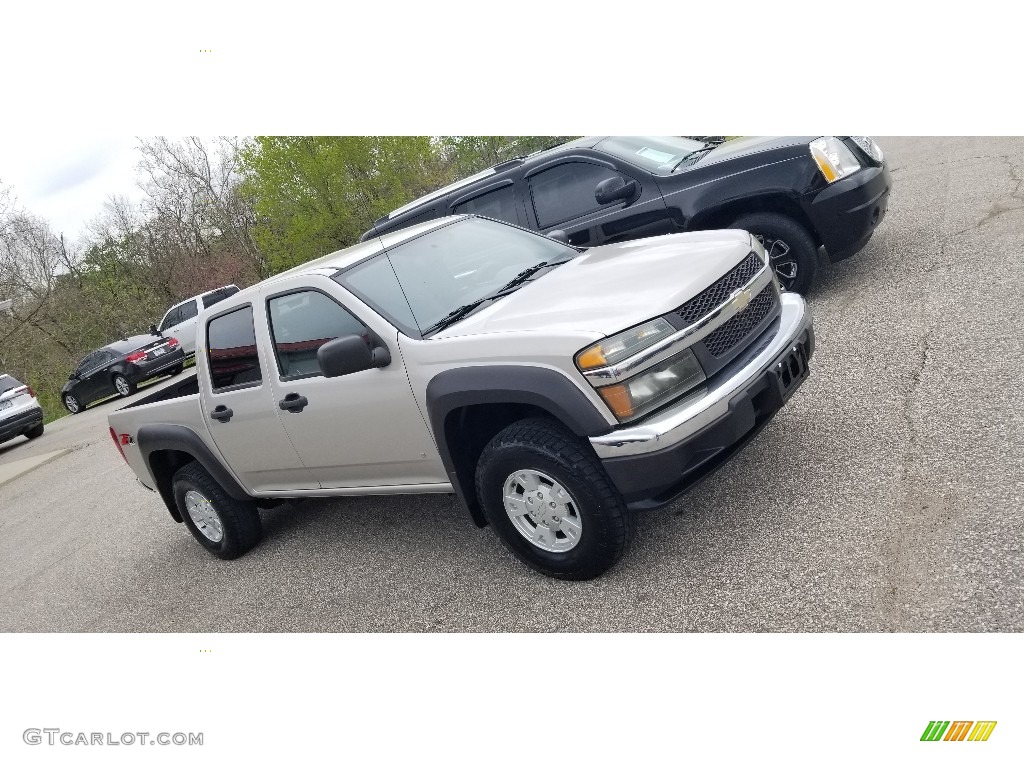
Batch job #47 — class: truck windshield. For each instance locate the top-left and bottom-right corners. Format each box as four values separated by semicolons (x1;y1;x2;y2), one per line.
594;136;709;173
337;218;578;337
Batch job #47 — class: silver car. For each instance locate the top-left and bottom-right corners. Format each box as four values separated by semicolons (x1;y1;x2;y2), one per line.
0;373;44;444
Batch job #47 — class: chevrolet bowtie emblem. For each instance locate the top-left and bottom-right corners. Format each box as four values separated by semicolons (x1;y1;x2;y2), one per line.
731;287;752;311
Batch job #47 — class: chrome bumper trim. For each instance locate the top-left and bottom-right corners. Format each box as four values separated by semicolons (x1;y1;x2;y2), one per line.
589;293;812;459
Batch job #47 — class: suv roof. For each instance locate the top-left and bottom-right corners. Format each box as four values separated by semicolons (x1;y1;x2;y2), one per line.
376;137;602;225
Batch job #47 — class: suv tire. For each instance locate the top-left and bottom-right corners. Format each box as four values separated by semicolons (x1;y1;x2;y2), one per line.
25;423;44;439
728;212;818;295
172;461;263;559
475;418;633;580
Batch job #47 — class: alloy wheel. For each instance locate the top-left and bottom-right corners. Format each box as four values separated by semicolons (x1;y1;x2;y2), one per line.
502;469;583;553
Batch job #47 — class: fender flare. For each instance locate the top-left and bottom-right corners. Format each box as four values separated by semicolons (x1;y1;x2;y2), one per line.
136;424;253;521
425;365;610;526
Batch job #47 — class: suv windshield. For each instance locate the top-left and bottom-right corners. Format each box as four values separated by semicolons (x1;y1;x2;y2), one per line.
338;218;577;336
595;136;709;173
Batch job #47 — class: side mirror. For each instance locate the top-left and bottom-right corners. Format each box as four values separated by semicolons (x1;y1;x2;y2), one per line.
318;335;391;378
149;324;161;336
547;229;569;243
68;373;76;381
595;176;639;206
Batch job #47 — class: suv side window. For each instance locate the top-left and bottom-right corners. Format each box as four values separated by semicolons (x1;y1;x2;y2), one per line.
159;305;182;331
207;306;262;391
528;162;627;228
201;286;239;309
268;291;369;379
178;299;199;322
452;186;518;224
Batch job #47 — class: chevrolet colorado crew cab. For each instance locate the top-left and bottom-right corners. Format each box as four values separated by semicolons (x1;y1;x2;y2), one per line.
108;216;814;580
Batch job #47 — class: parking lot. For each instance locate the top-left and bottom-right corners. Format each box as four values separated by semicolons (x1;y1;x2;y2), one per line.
1;136;1022;632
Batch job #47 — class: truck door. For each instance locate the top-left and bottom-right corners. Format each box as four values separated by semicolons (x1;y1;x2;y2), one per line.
200;302;318;493
260;277;446;489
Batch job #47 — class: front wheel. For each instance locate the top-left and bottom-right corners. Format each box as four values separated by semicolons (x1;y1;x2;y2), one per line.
63;393;85;414
475;418;634;580
728;212;818;295
172;461;263;559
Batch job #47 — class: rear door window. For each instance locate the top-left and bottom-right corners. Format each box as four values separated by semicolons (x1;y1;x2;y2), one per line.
201;286;239;309
206;306;262;391
452;186;518;224
267;291;370;379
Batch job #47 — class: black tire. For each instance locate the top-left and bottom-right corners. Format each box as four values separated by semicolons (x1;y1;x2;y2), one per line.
113;374;136;397
63;393;85;414
172;461;262;559
475;418;634;580
25;423;44;439
728;212;818;295
168;364;185;376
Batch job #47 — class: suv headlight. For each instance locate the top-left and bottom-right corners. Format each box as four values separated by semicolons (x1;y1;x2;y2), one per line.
810;136;861;183
595;349;706;422
850;135;884;164
576;318;675;370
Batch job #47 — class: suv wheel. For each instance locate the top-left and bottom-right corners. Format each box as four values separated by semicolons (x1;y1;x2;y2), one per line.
63;394;84;414
475;418;634;580
728;212;818;294
172;461;263;559
113;374;136;397
25;423;44;439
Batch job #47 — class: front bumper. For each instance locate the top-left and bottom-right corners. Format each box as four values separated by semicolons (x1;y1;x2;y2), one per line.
590;292;813;510
0;405;44;442
805;163;892;261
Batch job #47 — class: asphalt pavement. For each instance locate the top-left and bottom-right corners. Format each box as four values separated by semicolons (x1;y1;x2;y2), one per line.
2;136;1022;631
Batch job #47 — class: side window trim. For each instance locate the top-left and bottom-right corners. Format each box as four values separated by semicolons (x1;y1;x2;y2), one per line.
448;178;515;210
205;302;264;394
265;286;372;383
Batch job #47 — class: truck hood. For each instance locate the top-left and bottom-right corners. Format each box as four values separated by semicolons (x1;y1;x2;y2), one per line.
436;230;756;338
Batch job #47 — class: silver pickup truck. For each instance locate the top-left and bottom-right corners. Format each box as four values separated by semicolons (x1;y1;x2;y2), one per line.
108;215;814;580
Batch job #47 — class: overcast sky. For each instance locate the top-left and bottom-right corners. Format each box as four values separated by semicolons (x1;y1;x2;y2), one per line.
0;136;145;245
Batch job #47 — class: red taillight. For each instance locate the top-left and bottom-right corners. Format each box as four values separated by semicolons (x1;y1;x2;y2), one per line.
27;386;36;398
109;427;129;464
167;337;179;348
125;350;146;363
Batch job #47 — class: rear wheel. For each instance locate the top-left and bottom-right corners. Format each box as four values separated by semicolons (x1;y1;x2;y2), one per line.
25;423;44;439
728;212;818;295
113;374;136;397
475;418;633;580
63;393;84;414
168;364;184;376
173;461;262;559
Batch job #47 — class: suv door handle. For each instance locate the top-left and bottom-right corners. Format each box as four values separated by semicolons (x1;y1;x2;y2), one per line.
279;393;308;413
210;405;233;423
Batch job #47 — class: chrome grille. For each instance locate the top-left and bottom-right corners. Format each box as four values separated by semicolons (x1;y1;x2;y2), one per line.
703;288;777;357
673;251;764;327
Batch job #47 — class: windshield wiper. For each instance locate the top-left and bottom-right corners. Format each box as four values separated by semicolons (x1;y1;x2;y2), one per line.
669;142;718;173
424;258;574;336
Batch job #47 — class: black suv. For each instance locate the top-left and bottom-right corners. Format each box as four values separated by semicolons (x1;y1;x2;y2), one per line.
361;136;891;294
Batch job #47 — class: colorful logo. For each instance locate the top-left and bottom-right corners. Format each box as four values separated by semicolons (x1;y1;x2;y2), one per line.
920;721;997;742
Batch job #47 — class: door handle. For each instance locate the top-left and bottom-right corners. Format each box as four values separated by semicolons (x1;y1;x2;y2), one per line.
210;405;233;423
279;393;308;413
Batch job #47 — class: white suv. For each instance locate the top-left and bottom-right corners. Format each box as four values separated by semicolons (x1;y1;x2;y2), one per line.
154;285;240;356
0;374;44;445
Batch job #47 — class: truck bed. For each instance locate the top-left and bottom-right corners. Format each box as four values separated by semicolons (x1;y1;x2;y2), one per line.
117;372;199;411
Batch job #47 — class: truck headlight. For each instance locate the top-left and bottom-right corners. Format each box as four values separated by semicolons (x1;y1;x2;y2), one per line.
595;349;706;422
576;318;675;371
850;135;884;164
809;136;861;183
